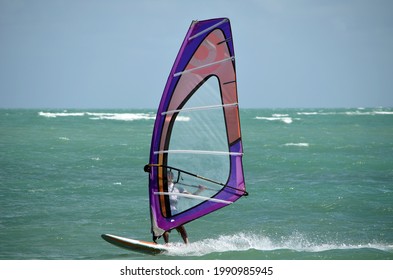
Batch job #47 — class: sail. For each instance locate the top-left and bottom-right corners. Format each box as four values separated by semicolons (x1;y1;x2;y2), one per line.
145;18;246;239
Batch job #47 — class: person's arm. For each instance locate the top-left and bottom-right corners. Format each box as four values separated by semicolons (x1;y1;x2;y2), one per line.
193;185;206;195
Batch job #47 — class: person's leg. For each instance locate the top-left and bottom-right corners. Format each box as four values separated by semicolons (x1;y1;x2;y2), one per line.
176;225;189;244
163;231;169;244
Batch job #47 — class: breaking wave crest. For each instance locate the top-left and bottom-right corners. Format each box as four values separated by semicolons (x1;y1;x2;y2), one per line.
255;114;295;124
38;111;192;121
254;108;392;124
284;143;309;147
38;111;155;121
38;112;85;118
296;109;393;116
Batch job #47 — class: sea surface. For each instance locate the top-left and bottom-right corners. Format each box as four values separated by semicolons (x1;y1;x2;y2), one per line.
1;108;392;260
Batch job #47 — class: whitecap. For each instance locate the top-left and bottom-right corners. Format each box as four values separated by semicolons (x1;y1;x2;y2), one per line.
374;111;393;115
281;117;293;124
87;112;190;122
38;112;85;118
38;111;158;121
255;116;293;124
284;143;309;147
297;112;319;115
345;111;371;116
86;112;155;121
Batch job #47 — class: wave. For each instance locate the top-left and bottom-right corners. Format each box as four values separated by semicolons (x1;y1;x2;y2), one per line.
39;111;85;118
87;112;192;121
38;111;192;122
284;143;309;147
296;112;320;115
297;109;393;116
38;111;156;121
164;232;393;257
255;114;294;124
374;111;393;115
344;110;393;116
86;112;155;121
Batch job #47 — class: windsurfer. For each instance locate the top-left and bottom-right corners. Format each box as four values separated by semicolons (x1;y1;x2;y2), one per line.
164;171;206;244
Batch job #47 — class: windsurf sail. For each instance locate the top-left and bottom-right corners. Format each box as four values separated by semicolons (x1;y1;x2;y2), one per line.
145;18;246;240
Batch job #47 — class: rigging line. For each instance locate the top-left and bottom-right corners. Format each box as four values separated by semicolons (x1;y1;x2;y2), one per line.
174;56;234;77
154;150;243;156
146;164;249;196
162;103;238;116
154;192;232;204
188;18;229;41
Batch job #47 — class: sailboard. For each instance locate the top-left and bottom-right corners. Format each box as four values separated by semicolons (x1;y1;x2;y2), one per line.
101;234;167;255
102;17;246;254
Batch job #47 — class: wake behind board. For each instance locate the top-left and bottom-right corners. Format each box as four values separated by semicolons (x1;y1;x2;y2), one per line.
101;234;167;255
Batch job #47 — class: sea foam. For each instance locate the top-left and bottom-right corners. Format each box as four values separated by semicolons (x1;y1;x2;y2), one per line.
164;231;393;257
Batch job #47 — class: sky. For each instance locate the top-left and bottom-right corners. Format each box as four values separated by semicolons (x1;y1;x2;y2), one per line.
1;0;392;109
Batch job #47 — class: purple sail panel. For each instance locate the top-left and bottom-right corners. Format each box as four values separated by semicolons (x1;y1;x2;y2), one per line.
147;18;246;239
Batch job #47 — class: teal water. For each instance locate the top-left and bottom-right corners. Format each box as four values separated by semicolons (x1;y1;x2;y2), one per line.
0;108;392;260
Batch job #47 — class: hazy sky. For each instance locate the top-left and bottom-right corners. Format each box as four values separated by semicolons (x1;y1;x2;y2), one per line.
1;0;392;109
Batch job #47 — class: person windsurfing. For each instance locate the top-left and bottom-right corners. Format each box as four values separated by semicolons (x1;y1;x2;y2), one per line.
163;171;206;244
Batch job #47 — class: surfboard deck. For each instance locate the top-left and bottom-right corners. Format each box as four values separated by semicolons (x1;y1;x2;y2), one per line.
101;233;168;255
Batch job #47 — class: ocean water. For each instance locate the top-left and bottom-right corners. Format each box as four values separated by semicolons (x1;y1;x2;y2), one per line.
0;108;392;260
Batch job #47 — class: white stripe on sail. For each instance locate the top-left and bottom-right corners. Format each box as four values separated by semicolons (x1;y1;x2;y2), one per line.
154;192;232;204
154;150;243;156
174;56;234;77
162;103;238;115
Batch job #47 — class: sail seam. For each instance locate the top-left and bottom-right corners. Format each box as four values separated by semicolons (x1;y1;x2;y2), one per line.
174;56;234;77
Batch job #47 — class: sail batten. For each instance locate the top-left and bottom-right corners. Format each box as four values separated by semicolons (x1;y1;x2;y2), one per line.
173;56;235;77
154;192;233;204
154;150;243;156
162;103;238;115
147;18;246;240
